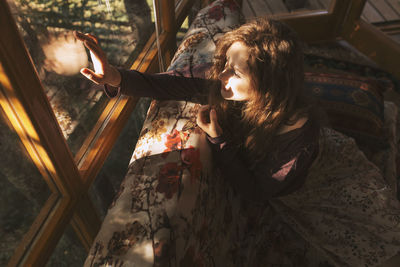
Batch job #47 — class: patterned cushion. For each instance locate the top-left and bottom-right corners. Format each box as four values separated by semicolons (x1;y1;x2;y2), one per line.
304;72;388;151
169;0;241;70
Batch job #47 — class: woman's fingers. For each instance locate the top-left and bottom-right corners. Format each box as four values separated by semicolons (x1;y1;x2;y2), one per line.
80;68;104;84
74;31;117;85
74;31;106;65
196;109;206;127
84;40;104;60
85;33;99;44
73;31;86;41
210;108;218;124
74;31;98;44
197;105;210;125
196;106;223;138
199;105;210;111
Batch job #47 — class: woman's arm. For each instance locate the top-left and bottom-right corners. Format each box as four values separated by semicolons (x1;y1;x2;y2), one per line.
108;64;218;102
74;31;218;102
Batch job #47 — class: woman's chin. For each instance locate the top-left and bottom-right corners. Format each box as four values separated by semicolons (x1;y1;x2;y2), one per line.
221;88;233;99
221;90;247;101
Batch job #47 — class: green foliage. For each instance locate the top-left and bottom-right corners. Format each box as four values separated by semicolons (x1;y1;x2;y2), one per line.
12;0;150;66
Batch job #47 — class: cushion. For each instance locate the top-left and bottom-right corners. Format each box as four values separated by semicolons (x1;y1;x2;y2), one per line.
369;101;398;197
169;0;242;70
304;71;388;152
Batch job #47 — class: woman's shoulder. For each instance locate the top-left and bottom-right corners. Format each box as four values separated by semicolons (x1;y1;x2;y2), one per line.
277;116;309;135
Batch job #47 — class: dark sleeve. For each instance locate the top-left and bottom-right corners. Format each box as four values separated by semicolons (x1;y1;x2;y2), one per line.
104;65;219;103
207;130;319;203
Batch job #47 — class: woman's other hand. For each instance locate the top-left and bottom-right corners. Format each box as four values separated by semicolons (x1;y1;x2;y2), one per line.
73;31;121;87
196;105;223;138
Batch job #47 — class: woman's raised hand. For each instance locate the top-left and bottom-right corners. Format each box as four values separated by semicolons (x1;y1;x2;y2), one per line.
196;105;223;138
73;31;121;87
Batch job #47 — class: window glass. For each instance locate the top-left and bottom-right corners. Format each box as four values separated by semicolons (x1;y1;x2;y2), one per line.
7;0;154;154
0;93;52;265
89;98;151;219
176;16;189;46
46;224;87;267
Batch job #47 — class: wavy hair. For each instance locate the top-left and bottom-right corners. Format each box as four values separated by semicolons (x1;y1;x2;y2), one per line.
208;18;315;165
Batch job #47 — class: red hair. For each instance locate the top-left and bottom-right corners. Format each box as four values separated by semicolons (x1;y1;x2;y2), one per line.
208;18;315;165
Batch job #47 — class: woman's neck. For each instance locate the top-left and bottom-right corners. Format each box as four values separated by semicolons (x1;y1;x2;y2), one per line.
277;115;309;135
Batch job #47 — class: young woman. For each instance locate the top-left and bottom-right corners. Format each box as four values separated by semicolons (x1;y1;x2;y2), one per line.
75;18;400;266
74;19;318;200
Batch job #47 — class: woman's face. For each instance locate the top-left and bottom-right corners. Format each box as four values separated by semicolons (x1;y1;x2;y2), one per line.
218;42;253;101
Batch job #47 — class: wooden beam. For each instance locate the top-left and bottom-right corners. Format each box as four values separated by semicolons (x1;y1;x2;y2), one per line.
266;0;357;43
162;0;177;65
278;11;336;43
162;0;176;33
343;19;400;79
339;0;371;38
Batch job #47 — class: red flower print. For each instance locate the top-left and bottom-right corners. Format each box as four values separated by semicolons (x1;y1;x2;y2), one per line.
154;239;171;265
208;5;224;21
181;147;202;183
156;162;182;199
222;0;238;12
163;129;189;155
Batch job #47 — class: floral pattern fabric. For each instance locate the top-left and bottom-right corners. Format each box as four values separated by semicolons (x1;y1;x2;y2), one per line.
271;127;400;267
84;1;400;266
84;111;400;267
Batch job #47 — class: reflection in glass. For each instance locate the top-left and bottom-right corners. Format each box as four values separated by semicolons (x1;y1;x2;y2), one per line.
176;16;189;46
7;0;154;154
46;224;87;267
0;98;51;265
89;98;151;219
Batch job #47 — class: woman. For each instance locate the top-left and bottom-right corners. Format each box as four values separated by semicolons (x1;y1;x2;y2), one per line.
75;18;400;266
75;19;318;200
